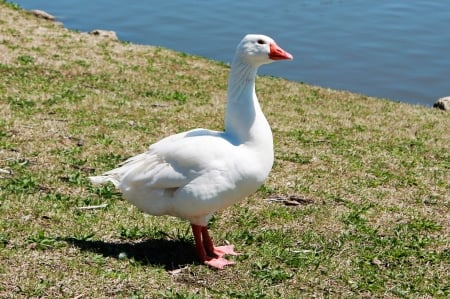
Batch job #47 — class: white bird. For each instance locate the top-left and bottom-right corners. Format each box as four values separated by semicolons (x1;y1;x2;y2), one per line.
89;34;293;269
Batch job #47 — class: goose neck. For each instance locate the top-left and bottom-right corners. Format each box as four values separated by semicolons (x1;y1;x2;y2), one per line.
227;59;257;102
225;58;271;146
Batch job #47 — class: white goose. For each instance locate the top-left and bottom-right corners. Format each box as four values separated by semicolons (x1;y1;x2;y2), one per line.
89;34;292;269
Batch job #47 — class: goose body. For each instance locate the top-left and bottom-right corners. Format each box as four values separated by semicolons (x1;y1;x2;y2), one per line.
90;34;292;268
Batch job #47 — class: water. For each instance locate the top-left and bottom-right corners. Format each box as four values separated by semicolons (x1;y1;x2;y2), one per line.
12;0;450;106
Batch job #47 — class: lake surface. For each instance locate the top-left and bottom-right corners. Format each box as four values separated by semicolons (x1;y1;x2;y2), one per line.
13;0;450;106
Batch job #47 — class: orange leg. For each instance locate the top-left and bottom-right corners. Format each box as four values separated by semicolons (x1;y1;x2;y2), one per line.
191;224;237;269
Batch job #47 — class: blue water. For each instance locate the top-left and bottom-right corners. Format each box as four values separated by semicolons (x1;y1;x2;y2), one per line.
13;0;450;106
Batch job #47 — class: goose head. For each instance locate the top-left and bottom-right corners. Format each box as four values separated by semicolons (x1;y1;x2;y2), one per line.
235;34;293;66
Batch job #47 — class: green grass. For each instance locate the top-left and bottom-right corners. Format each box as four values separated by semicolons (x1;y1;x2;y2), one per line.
0;2;449;298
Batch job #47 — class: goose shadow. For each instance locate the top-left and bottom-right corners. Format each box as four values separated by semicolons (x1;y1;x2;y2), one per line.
61;236;198;270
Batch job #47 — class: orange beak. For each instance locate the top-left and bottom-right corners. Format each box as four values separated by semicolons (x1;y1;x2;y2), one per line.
269;42;293;60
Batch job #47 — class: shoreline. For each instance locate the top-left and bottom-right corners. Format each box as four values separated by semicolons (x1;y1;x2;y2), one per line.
7;2;449;109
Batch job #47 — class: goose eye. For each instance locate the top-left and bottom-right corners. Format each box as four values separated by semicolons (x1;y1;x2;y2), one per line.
257;39;266;45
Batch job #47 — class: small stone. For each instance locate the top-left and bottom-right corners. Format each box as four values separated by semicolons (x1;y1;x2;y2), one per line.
30;9;55;21
118;252;128;260
433;96;450;111
89;29;118;41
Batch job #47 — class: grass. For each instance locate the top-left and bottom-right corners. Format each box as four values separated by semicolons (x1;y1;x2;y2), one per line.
1;1;449;298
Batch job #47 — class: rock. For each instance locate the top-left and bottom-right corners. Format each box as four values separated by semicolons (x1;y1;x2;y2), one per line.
433;96;450;111
30;9;56;21
89;29;118;41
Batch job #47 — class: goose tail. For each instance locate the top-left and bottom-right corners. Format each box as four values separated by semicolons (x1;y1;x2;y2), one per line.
88;174;120;186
